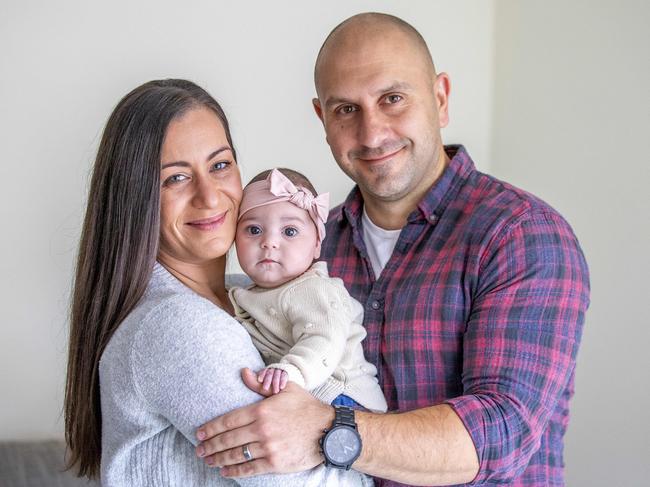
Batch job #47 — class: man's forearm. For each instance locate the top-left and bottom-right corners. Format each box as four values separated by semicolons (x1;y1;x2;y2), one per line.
195;372;479;483
355;404;478;486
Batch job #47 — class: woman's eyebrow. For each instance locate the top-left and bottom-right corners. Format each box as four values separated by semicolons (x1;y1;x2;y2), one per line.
161;146;232;169
206;146;232;161
161;161;191;170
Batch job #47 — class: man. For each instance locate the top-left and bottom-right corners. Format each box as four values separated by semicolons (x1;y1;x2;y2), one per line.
195;13;589;486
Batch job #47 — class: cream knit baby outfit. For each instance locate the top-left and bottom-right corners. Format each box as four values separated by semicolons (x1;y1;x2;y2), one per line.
229;261;387;413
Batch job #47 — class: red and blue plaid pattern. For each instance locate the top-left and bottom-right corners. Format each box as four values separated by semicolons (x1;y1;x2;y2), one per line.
321;145;590;487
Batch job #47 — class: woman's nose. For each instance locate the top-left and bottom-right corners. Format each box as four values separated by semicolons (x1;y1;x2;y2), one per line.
192;175;219;209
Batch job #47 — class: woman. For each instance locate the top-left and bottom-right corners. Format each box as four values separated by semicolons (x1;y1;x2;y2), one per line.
64;79;369;486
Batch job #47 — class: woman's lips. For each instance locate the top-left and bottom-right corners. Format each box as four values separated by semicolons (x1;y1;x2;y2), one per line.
186;212;227;231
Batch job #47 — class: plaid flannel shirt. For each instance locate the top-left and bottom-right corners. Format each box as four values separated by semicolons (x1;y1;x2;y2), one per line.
321;145;590;486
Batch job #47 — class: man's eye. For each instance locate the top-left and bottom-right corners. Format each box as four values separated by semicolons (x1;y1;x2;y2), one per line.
284;227;298;237
337;105;357;115
246;225;262;235
385;94;403;104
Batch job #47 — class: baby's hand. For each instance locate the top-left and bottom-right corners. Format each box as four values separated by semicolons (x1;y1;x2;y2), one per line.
257;367;288;394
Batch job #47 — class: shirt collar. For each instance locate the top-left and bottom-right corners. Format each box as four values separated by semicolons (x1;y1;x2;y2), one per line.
337;144;476;227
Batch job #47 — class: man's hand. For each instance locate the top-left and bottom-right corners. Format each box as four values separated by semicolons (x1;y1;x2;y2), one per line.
195;367;334;478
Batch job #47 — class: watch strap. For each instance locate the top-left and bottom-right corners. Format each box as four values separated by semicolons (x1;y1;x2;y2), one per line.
333;405;357;429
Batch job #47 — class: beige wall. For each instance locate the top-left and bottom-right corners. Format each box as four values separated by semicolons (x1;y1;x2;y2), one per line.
492;1;650;483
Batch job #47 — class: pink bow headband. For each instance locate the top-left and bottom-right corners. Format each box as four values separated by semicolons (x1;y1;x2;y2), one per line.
238;169;330;242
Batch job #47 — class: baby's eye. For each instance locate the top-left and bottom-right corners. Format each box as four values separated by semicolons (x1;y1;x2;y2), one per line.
283;227;298;237
246;225;262;235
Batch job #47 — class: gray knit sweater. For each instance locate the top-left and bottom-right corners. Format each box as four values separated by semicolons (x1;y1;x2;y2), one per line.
99;263;371;486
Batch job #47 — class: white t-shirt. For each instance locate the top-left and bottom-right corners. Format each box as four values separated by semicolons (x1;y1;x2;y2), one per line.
361;205;402;279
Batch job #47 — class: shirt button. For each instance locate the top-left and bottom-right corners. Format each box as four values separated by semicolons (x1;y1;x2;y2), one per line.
428;214;438;223
371;300;381;310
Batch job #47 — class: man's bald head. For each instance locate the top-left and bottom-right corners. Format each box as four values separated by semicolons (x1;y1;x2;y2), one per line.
314;13;436;95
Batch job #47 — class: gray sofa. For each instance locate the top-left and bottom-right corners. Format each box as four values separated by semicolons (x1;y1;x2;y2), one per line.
0;440;99;487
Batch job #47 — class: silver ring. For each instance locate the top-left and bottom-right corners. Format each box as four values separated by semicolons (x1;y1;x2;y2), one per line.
242;443;253;462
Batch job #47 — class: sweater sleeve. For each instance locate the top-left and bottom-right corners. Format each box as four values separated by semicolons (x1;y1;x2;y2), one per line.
266;278;351;390
444;210;590;484
131;294;265;446
125;293;368;487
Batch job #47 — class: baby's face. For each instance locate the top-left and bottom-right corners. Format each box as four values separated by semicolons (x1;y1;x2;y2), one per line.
235;201;321;288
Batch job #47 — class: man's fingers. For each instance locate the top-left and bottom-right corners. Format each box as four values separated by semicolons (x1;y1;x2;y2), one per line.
257;369;266;383
221;458;272;478
204;441;264;469
197;425;259;458
196;402;256;442
242;367;273;397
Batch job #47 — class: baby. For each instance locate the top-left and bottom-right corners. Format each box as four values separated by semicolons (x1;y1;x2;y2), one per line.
229;168;387;413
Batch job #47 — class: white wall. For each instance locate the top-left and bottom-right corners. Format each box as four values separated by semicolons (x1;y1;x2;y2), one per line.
0;1;494;440
6;1;646;485
491;1;650;484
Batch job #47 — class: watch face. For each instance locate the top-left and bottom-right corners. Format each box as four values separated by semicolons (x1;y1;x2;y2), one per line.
323;426;361;465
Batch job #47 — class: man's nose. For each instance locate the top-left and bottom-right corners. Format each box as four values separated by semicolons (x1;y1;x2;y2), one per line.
191;175;219;209
357;108;388;149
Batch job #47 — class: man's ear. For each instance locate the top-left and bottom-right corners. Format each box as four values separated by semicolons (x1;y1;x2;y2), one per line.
312;98;324;123
434;72;451;128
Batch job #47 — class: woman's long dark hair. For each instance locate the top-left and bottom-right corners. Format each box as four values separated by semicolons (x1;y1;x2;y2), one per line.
64;79;236;479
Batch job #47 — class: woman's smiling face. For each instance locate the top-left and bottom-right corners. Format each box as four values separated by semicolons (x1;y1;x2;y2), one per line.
158;106;242;265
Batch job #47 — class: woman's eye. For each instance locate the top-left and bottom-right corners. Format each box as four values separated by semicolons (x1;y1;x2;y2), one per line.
246;225;262;236
211;161;230;171
164;174;188;186
284;227;298;237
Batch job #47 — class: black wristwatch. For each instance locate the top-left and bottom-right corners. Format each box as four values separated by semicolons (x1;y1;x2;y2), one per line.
319;405;362;470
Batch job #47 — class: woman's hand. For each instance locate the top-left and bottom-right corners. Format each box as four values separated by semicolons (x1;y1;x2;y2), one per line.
195;367;334;477
257;367;288;394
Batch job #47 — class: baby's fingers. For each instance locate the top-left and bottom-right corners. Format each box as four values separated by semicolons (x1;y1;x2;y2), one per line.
262;369;274;391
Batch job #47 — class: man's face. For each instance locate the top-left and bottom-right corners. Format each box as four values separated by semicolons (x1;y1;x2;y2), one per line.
313;32;449;205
